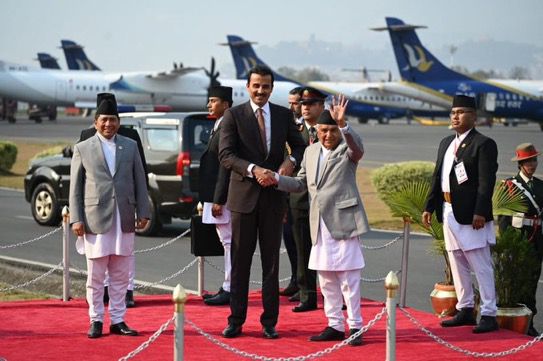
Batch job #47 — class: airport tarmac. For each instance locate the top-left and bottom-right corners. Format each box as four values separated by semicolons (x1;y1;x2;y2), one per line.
1;115;541;177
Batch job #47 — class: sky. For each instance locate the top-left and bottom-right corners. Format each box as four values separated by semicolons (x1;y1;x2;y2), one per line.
1;0;542;77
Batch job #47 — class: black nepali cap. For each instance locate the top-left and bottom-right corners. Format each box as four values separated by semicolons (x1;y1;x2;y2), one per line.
452;94;476;109
316;110;336;126
95;92;118;117
208;86;233;103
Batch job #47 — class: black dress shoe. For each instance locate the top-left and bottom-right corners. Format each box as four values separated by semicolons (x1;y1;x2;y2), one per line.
527;325;540;337
292;301;318;312
309;327;345;341
441;307;477;327
103;286;109;305
280;283;299;297
88;321;103;339
263;325;279;339
473;316;499;334
110;322;138;336
222;324;242;338
288;291;300;302
203;287;224;300
205;290;231;306
348;328;363;346
125;290;135;308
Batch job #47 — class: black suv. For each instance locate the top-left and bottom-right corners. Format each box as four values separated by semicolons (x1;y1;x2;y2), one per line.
24;112;214;236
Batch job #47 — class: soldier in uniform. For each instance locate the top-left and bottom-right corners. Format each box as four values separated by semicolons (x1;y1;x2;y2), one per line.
498;143;543;336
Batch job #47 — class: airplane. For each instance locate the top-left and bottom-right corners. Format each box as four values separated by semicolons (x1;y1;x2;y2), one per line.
60;39;101;71
224;35;449;123
373;17;543;130
36;53;61;69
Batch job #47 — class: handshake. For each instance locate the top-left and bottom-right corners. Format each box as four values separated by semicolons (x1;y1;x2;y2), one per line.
253;166;278;187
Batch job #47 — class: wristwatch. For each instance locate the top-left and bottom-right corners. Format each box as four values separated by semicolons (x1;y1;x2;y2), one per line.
288;156;296;166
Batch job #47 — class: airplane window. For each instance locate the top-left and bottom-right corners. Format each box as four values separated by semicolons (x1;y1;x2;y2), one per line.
83;86;86;91
90;86;93;91
76;85;80;90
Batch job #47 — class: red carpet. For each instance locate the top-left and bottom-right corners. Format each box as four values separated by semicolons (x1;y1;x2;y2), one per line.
0;291;541;360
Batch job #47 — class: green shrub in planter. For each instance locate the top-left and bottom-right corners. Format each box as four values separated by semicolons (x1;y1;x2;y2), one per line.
0;141;17;171
371;161;435;206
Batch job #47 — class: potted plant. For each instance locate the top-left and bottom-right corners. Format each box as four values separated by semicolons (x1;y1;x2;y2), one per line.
492;224;537;334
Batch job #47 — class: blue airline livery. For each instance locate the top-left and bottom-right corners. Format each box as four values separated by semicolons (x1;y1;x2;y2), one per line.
225;35;449;124
36;53;61;70
375;17;543;129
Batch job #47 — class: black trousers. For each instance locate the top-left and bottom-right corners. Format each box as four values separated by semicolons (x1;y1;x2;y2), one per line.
228;191;284;327
282;207;298;285
291;207;317;304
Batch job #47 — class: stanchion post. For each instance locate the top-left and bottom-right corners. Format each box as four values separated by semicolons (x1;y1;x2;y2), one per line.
399;217;411;308
62;206;71;301
385;271;399;361
196;202;204;296
198;257;204;296
173;284;187;361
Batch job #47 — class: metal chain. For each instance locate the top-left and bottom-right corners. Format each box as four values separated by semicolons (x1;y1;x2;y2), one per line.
185;306;386;361
0;227;62;249
361;270;401;283
134;228;190;254
361;235;402;250
399;307;543;357
118;314;176;361
203;258;290;285
0;261;63;292
134;258;198;290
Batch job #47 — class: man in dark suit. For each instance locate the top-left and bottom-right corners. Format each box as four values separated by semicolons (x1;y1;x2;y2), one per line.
499;143;543;336
78;94;148;308
219;65;305;339
199;86;233;306
422;95;499;333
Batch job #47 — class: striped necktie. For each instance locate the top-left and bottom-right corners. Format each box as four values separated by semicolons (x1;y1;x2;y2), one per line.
256;108;267;153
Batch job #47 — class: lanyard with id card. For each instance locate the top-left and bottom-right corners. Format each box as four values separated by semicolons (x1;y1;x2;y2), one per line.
454;162;468;184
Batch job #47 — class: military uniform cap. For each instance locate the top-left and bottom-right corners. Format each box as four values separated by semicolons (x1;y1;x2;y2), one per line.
317;110;336;126
209;86;233;103
511;143;540;162
95;92;118;117
452;94;476;109
300;87;327;104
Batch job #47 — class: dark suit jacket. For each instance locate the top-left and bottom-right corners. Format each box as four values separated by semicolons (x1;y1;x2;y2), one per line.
289;123;311;210
219;101;306;213
199;120;230;204
425;128;498;224
79;127;148;185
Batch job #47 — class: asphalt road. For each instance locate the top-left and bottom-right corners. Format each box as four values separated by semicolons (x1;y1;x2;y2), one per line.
1;115;542;177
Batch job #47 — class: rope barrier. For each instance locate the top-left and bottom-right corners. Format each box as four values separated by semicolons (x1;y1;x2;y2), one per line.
0;227;61;249
399;307;543;358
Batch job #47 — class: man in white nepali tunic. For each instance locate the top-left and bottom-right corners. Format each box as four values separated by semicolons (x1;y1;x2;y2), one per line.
70;93;149;339
264;95;369;346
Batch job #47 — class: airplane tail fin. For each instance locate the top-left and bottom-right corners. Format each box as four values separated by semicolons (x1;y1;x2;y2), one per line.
225;35;293;82
374;17;471;83
36;53;61;69
61;40;101;71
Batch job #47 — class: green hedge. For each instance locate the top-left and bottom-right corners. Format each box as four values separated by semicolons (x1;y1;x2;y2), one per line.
0;141;18;171
371;161;435;206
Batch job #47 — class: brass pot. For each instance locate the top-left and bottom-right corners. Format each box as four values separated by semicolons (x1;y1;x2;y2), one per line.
430;282;458;318
496;304;532;334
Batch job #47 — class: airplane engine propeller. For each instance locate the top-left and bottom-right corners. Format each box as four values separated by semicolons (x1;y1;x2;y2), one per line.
205;57;221;89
